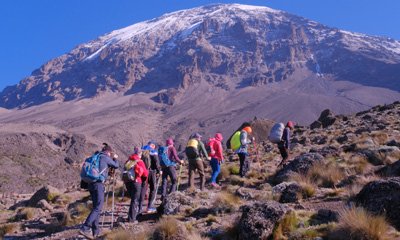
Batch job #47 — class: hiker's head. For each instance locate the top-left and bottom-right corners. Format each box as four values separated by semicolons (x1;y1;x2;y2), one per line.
129;154;140;161
193;132;202;140
243;126;252;134
166;138;174;146
147;140;156;149
133;146;142;157
102;143;113;156
215;133;223;141
287;121;295;129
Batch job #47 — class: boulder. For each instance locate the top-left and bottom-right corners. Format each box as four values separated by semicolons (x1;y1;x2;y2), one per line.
310;121;322;130
37;199;53;211
279;183;302;203
238;201;288;240
362;146;400;165
309;146;340;158
158;191;192;215
273;153;324;184
355;177;400;230
28;185;61;207
310;209;339;225
376;159;400;177
318;109;337;128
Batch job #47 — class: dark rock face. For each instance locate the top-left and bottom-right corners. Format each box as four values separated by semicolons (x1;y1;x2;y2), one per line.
28;185;61;207
310;209;339;225
355;177;400;230
238;201;288;240
310;121;322;130
309;146;340;158
279;183;302;203
376;159;400;177
317;109;337;128
274;153;324;184
158;192;192;215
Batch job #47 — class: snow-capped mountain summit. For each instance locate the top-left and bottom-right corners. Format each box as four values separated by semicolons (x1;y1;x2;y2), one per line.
1;3;399;109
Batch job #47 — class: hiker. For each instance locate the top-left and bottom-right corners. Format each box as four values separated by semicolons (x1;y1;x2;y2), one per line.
124;148;148;223
141;141;161;213
208;133;224;188
278;121;295;166
159;138;184;200
237;126;254;178
186;133;210;191
80;144;119;239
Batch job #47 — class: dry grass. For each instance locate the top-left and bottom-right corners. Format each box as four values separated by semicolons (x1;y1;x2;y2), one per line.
228;165;240;175
327;207;392;240
370;132;389;145
62;203;90;226
152;216;188;240
106;228;149;240
0;223;19;237
213;191;242;213
13;207;37;221
307;161;345;188
273;211;298;240
289;173;316;198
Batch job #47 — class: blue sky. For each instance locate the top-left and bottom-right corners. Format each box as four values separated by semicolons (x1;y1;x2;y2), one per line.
1;0;399;91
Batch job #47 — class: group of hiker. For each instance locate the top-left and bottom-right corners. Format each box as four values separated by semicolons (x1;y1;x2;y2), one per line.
79;121;295;239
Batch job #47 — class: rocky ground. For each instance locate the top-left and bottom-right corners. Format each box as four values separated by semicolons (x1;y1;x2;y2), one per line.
1;101;400;240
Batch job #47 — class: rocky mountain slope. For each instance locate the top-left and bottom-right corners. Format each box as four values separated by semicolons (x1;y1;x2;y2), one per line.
1;101;400;239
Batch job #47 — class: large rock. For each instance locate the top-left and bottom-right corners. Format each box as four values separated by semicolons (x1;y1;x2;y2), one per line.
273;153;324;184
158;191;192;215
28;185;61;207
318;109;337;128
376;159;400;177
361;146;400;165
355;177;400;230
238;201;288;240
279;183;302;203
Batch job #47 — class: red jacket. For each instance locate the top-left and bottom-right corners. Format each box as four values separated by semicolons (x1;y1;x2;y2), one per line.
128;154;149;183
134;160;148;183
209;138;224;162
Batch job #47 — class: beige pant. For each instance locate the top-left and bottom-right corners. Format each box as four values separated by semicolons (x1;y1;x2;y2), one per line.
188;158;205;190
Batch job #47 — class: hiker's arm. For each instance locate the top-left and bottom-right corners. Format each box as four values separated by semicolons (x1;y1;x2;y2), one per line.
217;142;224;161
199;142;209;159
171;147;181;163
240;131;250;146
284;129;290;149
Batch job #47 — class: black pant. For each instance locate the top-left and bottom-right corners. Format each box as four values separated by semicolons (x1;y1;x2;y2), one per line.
238;153;250;177
147;170;158;208
126;182;141;222
82;182;104;235
161;166;177;199
278;143;289;164
138;180;147;213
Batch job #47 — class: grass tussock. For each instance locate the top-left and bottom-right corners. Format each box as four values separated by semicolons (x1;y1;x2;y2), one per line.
273;211;298;240
213;191;242;213
308;161;345;188
228;165;240;175
370;132;389;145
62;203;90;226
289;173;316;198
106;228;149;240
153;216;182;240
0;223;19;237
12;207;38;221
327;207;392;240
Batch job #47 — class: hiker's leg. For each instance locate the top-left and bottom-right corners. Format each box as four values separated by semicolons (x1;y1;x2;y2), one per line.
210;158;220;183
128;182;141;222
87;183;104;236
278;145;288;165
188;159;196;189
147;170;156;209
197;159;205;190
169;166;177;194
82;183;97;231
244;153;250;176
138;181;147;214
161;167;169;200
238;153;245;177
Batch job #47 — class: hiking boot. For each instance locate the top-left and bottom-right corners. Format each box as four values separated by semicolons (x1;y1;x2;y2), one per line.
147;207;157;214
79;229;94;240
211;183;221;189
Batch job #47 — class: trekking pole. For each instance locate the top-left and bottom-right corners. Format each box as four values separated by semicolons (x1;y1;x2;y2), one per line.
101;180;111;228
176;164;183;191
110;172;117;229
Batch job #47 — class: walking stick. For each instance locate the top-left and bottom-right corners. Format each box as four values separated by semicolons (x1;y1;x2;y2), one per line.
176;164;183;191
110;173;117;229
101;179;111;228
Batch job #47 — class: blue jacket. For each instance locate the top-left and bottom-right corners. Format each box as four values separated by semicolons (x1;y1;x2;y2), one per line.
98;152;119;181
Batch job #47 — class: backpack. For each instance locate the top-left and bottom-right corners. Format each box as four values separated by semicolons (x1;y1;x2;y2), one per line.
185;139;199;159
269;122;285;143
141;150;151;169
122;160;138;183
80;153;106;183
158;146;175;167
206;139;216;156
229;131;241;151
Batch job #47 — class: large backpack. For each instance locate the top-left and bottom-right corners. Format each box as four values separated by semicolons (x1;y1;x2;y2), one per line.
158;146;175;167
185;139;199;159
230;131;241;151
206;139;216;156
269;122;285;143
122;160;138;183
80;153;106;183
